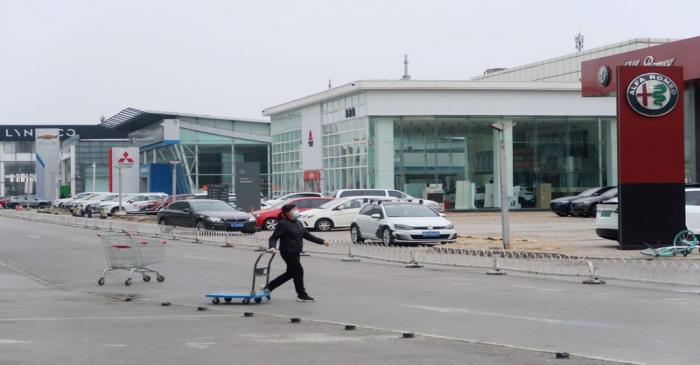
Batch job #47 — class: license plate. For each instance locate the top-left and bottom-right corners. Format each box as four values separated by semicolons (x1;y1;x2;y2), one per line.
422;231;440;238
600;211;612;218
231;223;245;228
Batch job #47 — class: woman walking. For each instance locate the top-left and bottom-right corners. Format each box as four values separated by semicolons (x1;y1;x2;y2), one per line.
265;203;330;302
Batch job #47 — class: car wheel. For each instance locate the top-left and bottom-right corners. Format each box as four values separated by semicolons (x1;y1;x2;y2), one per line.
555;212;568;217
350;225;364;244
315;218;333;232
264;218;277;231
195;221;207;231
381;227;394;246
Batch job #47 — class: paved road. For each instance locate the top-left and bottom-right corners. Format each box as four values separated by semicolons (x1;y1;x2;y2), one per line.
1;217;698;364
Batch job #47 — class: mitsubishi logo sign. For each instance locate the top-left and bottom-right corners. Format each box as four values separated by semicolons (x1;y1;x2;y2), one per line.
117;151;135;165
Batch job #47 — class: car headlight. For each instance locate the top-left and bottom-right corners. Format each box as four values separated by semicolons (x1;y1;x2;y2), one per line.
302;214;314;219
247;216;256;222
207;216;223;223
445;223;455;230
394;224;413;231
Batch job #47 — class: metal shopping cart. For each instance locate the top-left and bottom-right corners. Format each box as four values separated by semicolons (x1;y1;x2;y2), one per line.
98;233;167;286
206;251;275;304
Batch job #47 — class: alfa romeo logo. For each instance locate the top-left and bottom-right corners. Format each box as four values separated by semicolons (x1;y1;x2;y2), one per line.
597;66;610;87
626;72;678;117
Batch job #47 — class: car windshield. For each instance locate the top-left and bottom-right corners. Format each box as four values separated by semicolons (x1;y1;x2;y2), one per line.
578;188;602;197
600;188;618;198
190;200;237;212
384;204;439;217
320;200;338;209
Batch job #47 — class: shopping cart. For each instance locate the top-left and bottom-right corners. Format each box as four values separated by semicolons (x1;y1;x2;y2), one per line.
206;251;275;304
98;233;167;286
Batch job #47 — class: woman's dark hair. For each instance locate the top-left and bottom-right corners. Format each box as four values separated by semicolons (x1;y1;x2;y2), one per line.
278;203;296;219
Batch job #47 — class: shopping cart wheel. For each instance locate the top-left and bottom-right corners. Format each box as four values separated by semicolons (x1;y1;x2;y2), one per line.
212;298;220;305
142;275;151;282
98;278;105;286
125;278;132;286
242;299;250;304
255;298;262;304
156;275;165;283
224;298;232;303
266;296;271;301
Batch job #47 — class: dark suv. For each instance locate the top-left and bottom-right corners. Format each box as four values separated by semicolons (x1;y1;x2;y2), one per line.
157;199;257;233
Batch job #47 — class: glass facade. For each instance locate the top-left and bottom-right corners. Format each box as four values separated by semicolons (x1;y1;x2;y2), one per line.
322;117;369;192
389;116;615;209
72;140;131;193
270;111;302;196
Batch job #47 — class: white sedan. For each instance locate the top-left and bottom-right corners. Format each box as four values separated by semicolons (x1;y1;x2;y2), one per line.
351;201;457;245
299;196;395;231
595;187;700;241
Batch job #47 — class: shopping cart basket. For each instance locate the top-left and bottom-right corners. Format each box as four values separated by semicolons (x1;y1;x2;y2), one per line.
98;233;167;286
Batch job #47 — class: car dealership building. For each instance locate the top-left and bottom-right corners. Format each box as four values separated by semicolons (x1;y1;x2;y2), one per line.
264;38;676;209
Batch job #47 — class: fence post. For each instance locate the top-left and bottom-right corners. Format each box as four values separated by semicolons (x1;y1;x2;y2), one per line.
405;249;423;268
221;232;233;248
486;251;506;275
342;241;360;262
582;261;605;284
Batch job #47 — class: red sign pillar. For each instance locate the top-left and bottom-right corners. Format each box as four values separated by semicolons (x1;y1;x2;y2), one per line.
617;66;685;249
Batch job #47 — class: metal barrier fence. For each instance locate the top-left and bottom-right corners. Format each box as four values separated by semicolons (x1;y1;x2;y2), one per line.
2;209;699;287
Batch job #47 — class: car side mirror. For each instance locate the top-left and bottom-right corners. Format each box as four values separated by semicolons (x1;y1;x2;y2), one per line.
370;213;382;219
336;206;344;211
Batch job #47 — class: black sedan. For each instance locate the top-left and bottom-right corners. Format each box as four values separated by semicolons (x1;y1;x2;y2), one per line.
157;199;257;233
570;188;618;217
550;186;615;216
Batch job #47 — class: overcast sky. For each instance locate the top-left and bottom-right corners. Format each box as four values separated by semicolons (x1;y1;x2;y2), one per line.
1;0;698;124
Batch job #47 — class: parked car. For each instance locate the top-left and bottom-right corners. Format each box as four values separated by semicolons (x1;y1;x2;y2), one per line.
157;199;256;233
139;194;196;214
252;197;333;230
99;193;168;215
263;192;323;207
549;186;615;217
73;193;120;216
596;187;700;241
5;195;50;209
88;193;137;215
350;201;456;246
569;188;618;217
299;196;396;231
62;192;109;210
0;197;9;208
53;192;96;208
329;189;442;211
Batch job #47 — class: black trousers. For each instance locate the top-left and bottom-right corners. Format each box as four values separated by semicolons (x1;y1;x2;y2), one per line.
267;251;306;296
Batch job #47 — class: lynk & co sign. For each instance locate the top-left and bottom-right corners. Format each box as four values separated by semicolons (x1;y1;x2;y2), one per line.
0;125;127;141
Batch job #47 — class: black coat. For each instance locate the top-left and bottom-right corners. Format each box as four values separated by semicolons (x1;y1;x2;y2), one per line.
268;217;325;254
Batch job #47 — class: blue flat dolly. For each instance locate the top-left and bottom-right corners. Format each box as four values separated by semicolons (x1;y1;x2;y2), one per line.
206;251;275;305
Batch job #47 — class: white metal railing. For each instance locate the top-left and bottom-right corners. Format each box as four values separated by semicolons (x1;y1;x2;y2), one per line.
2;209;700;287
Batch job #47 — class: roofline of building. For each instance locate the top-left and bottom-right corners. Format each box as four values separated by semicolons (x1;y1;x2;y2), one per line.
471;37;674;80
262;80;583;116
143;109;269;124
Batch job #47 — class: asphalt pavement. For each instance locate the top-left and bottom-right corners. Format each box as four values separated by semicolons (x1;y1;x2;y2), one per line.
0;216;698;364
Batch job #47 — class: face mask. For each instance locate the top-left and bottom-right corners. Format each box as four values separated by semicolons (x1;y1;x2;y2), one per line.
290;210;301;219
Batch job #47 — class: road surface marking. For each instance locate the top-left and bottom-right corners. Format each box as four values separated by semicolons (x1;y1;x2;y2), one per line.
401;304;620;329
185;342;216;349
0;339;32;344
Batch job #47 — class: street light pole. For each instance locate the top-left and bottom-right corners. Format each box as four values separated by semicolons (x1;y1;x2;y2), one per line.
491;121;515;250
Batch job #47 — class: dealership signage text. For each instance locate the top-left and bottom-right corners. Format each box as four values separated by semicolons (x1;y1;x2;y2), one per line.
624;55;675;67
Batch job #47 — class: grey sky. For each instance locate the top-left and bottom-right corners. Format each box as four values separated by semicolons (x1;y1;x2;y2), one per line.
1;0;698;124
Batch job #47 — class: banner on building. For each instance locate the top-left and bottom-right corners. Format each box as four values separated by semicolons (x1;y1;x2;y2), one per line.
109;147;140;194
35;128;60;201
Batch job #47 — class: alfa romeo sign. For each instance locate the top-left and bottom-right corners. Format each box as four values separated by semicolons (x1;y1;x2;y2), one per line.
626;72;679;117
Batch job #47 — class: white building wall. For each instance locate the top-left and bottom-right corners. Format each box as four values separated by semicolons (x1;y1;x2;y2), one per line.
366;89;616;117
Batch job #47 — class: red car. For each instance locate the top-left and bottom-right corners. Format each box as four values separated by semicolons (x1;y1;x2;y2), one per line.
253;197;333;230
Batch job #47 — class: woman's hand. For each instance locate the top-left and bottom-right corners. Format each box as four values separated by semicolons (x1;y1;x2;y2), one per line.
323;240;331;247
